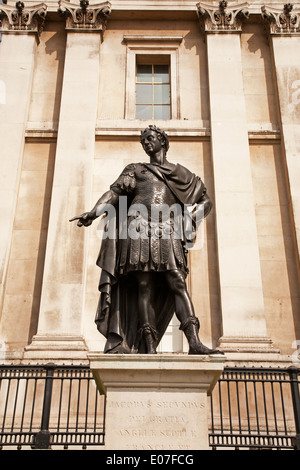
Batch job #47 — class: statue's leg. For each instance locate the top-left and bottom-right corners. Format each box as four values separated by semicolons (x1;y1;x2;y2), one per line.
164;270;223;355
163;269;195;323
135;272;158;354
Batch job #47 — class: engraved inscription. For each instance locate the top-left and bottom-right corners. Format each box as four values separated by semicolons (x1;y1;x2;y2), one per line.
107;396;207;449
119;427;198;438
128;415;186;424
107;399;205;409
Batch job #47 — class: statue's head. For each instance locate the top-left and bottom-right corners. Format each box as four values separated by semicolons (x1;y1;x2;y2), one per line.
140;125;170;153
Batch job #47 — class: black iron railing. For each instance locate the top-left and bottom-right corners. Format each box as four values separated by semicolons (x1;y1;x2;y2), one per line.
209;366;300;450
0;364;299;450
0;364;105;449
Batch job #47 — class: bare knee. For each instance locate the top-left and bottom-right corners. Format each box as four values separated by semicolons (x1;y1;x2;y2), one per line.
136;273;152;296
165;270;187;294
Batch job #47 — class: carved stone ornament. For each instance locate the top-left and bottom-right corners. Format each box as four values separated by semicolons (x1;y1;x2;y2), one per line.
261;3;300;35
196;1;249;33
58;0;111;32
0;1;47;38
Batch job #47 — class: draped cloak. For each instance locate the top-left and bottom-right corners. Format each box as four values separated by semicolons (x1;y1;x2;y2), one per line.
95;162;206;353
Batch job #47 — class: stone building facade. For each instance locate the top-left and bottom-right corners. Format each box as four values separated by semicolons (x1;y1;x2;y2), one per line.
0;0;300;371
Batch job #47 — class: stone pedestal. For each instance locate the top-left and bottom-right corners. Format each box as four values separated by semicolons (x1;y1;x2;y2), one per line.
89;354;225;450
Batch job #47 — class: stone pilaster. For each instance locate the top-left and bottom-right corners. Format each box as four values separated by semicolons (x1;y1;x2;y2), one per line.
0;2;47;357
24;1;111;361
58;0;111;33
197;0;249;33
196;2;276;355
0;1;47;41
261;3;300;35
262;3;300;269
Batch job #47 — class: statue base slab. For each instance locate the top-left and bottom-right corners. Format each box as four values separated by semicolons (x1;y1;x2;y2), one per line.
88;353;225;451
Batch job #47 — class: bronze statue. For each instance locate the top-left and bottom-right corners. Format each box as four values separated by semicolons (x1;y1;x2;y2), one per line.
70;125;222;355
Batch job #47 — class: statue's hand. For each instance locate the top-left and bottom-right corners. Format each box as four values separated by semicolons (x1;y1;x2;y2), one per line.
69;211;95;227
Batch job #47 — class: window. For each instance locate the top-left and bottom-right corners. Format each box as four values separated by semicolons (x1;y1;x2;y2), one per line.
136;61;171;120
123;35;182;120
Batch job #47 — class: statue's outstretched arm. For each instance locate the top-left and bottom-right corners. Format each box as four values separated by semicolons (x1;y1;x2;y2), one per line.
69;189;119;227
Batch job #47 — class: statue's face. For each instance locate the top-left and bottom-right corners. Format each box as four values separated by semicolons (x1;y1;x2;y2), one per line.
141;130;162;156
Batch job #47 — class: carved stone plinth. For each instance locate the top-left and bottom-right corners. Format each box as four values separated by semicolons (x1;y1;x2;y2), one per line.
24;335;88;362
89;353;225;450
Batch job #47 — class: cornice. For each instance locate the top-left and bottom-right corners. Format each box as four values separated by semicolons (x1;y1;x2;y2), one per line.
123;35;183;44
261;3;300;35
0;1;47;39
2;2;300;37
58;0;111;32
196;1;249;33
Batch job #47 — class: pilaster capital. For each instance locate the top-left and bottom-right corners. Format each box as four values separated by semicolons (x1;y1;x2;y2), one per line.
261;3;300;35
0;1;47;39
196;1;249;33
58;0;111;33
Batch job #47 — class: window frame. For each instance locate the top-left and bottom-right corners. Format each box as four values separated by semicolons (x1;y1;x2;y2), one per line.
136;60;171;120
123;35;183;121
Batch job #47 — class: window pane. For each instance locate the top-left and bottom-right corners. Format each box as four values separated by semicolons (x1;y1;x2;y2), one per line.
137;64;152;83
154;106;170;120
154;65;169;83
136;84;152;104
136;105;152;120
135;60;171;120
154;84;170;105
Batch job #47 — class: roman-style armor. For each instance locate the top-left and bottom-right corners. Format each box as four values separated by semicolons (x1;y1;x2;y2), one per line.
110;162;188;275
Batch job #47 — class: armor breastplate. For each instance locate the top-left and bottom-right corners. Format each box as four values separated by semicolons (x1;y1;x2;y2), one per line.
131;166;177;209
116;164;187;276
